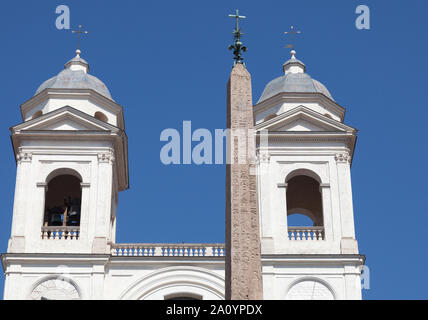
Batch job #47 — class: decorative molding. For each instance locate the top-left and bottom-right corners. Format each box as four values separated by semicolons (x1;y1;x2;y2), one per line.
335;152;351;164
16;152;32;164
98;150;115;164
257;152;271;164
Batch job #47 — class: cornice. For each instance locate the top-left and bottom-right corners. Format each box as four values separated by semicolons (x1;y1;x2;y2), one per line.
261;254;365;265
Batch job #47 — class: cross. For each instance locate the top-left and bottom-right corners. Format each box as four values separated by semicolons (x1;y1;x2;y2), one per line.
284;26;301;49
72;25;88;50
228;9;247;65
228;9;246;33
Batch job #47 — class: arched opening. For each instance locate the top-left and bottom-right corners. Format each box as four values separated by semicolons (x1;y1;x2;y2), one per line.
94;111;108;122
44;174;82;227
286;172;324;240
324;113;333;119
32;110;43;120
287;175;323;226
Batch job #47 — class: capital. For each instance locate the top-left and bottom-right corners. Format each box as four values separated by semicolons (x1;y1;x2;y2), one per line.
16;152;32;164
97;151;115;164
335;152;351;164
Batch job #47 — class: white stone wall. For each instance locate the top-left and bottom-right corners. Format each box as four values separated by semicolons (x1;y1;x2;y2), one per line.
2;256;225;300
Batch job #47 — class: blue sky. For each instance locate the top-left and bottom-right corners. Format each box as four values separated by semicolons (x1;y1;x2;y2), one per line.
0;0;427;300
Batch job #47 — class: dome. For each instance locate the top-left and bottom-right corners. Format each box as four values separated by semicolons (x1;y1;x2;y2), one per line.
35;50;113;100
257;73;333;104
257;50;333;104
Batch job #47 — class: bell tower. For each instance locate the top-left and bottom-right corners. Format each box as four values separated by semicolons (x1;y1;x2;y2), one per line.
255;50;364;299
7;49;129;255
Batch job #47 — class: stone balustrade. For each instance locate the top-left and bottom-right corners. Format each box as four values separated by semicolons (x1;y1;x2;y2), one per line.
41;226;80;240
111;243;225;257
288;226;324;241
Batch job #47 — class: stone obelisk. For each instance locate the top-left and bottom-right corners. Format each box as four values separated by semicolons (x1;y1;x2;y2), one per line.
225;62;263;300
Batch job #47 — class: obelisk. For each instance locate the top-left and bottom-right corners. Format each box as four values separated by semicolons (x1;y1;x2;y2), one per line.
225;10;263;300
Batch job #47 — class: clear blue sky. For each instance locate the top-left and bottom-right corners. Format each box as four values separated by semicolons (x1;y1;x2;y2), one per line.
0;0;427;300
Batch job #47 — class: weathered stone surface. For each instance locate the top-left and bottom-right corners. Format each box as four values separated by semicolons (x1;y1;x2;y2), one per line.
226;63;263;300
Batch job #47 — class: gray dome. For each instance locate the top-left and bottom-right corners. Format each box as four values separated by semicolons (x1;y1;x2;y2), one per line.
35;52;113;100
257;72;333;104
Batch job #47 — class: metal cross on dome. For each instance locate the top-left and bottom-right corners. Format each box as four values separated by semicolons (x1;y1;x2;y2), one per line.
72;25;88;51
284;26;302;50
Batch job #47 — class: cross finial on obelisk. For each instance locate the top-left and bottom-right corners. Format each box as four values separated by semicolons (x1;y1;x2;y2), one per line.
284;26;302;50
228;9;247;65
72;25;88;51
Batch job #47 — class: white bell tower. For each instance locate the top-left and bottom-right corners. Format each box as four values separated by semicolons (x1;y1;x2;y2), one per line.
256;50;364;299
7;49;129;255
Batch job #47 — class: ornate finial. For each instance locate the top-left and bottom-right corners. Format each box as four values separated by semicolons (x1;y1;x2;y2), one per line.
228;9;247;65
72;25;88;51
284;26;301;51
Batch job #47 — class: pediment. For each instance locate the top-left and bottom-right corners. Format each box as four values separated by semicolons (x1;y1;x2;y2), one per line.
255;106;356;133
12;106;118;132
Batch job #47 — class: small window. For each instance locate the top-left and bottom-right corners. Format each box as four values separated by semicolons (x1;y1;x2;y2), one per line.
324;113;333;119
94;111;108;122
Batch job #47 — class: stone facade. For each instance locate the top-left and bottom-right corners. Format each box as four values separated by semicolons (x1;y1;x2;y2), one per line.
1;50;364;300
225;63;263;300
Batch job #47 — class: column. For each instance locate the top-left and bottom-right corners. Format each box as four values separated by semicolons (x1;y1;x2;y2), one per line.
8;151;33;252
